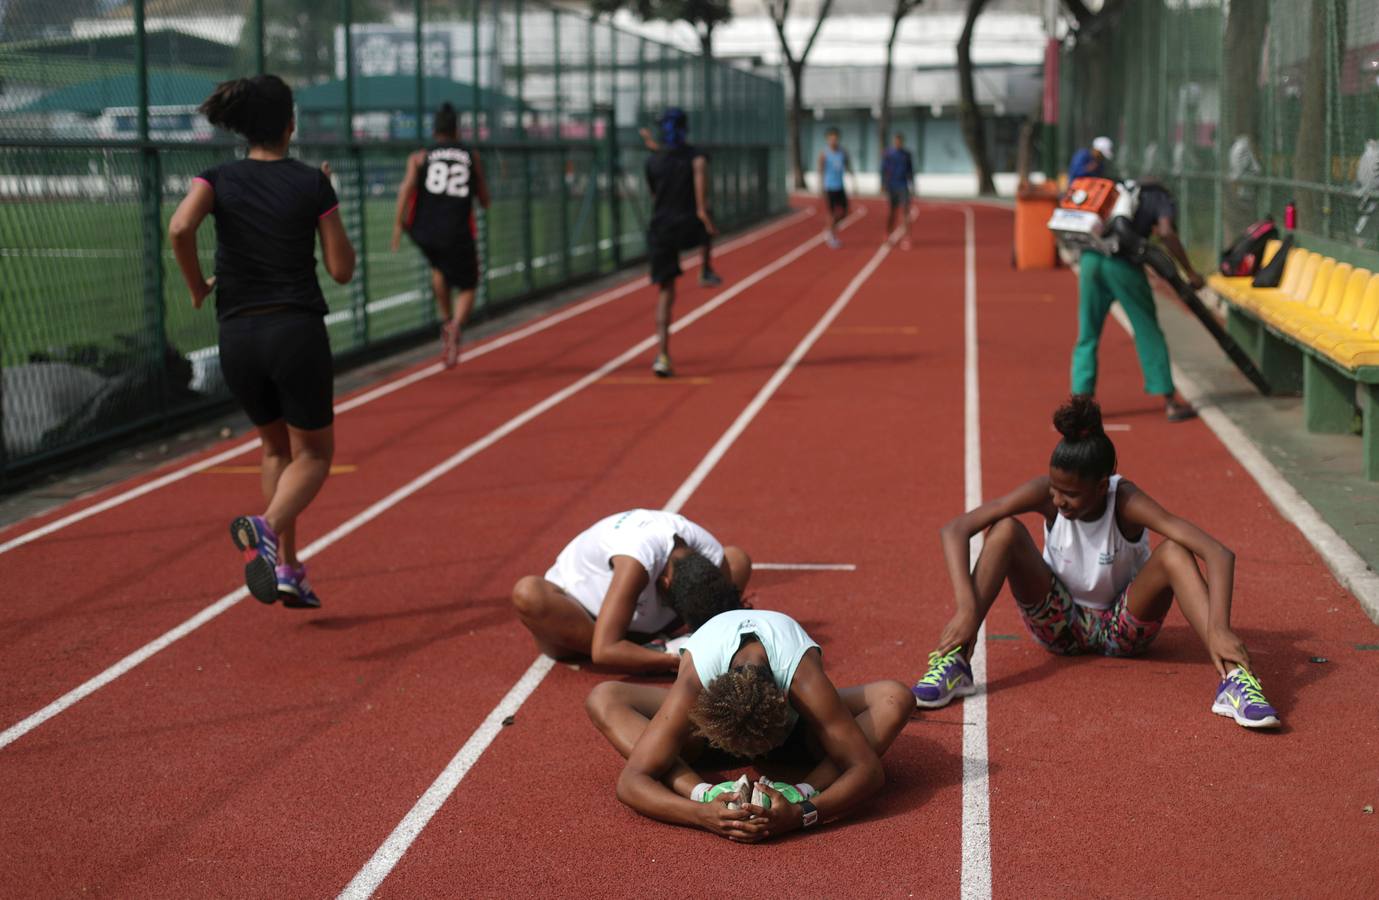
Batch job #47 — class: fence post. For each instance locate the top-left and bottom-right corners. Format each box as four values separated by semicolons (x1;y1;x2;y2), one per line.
341;0;368;346
134;0;168;415
518;0;534;294
254;0;266;74
609;25;622;269
473;0;486;310
587;15;600;272
415;0;425;141
555;8;571;281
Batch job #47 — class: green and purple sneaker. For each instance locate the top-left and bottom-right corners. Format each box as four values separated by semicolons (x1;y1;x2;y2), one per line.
1211;667;1280;729
912;646;976;709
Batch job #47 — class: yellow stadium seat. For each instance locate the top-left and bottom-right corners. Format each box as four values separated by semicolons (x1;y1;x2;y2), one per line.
1296;268;1372;345
1259;256;1333;328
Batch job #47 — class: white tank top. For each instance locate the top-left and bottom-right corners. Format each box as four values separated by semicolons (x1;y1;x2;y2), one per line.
1041;475;1150;610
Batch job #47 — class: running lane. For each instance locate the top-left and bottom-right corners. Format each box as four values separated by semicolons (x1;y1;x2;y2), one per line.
0;208;874;896
370;205;971;897
970;205;1379;898
0;209;822;726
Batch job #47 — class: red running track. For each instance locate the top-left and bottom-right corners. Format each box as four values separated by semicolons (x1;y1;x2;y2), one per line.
1;201;1375;898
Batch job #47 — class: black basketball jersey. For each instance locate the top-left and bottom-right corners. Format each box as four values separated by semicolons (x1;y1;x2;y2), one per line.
409;142;476;246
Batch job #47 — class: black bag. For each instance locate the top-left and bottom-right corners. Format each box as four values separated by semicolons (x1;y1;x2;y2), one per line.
1251;233;1294;287
1219;217;1278;276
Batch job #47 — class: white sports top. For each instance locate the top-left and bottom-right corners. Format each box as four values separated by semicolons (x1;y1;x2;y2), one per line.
681;609;820;730
1042;475;1150;610
543;509;724;632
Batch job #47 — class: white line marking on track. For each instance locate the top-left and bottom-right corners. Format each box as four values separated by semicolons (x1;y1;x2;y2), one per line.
1108;305;1379;623
0;209;813;558
957;204;993;900
754;562;857;571
337;215;889;900
0;216;840;753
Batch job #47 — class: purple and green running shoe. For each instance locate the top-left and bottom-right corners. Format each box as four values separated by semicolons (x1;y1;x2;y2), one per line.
275;563;322;610
912;646;976;709
230;515;280;604
1211;667;1280;729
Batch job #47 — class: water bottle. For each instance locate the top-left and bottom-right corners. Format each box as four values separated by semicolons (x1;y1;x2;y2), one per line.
1285;199;1297;230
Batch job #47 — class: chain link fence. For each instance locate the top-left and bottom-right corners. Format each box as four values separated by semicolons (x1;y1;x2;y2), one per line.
1057;0;1379;270
0;0;786;482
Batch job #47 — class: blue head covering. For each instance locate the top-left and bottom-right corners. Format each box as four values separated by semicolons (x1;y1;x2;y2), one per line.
658;107;688;149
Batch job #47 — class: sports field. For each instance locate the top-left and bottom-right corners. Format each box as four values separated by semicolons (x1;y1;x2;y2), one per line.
1;200;1374;897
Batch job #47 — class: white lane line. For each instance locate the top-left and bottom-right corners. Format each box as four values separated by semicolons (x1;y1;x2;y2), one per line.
958;204;993;900
754;562;857;571
0;219;841;754
1107;305;1379;623
0;208;813;558
337;216;889;900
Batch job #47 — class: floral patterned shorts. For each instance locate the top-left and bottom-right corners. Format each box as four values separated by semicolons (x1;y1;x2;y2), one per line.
1016;575;1165;657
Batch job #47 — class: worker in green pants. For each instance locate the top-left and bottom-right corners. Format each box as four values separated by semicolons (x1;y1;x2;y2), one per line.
1071;180;1203;422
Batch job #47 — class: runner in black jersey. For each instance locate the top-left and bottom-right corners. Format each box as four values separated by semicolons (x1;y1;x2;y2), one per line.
169;74;356;609
645;108;717;378
391;102;491;369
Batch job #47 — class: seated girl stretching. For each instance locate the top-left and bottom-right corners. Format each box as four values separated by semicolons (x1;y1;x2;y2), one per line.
911;396;1279;729
587;609;913;841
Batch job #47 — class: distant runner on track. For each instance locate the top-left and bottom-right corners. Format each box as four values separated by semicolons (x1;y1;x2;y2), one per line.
586;609;913;841
511;509;750;672
910;396;1280;730
817;127;852;249
880;132;916;249
169;74;356;610
640;124;723;289
390;101;491;369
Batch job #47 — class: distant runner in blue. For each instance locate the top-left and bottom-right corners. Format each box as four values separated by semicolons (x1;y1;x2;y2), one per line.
817;127;852;249
879;133;917;249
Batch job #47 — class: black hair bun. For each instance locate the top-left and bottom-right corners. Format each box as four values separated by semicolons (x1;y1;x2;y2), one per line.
1052;395;1104;441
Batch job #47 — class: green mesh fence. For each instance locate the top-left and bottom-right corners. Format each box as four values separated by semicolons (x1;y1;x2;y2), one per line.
0;0;786;480
1057;0;1379;270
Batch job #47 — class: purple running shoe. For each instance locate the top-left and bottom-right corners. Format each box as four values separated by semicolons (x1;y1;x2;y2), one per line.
230;515;280;604
1211;667;1280;729
275;563;322;610
912;646;975;709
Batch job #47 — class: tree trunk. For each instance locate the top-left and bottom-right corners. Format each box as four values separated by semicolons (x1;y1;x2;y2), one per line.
1222;0;1270;235
1294;0;1342;229
957;0;996;195
789;61;807;190
878;4;904;160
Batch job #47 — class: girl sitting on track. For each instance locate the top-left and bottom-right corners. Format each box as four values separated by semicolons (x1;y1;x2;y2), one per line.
390;101;491;369
169;74;356;609
586;608;913;841
910;395;1280;729
511;509;750;673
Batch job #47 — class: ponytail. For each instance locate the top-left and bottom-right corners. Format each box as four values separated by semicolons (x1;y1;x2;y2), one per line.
200;74;294;147
1049;395;1117;480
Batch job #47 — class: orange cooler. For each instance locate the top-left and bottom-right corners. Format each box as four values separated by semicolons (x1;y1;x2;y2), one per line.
1014;183;1059;270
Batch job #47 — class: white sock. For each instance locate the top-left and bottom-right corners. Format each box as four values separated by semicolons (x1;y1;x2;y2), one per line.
690;782;712;802
796;782;817;799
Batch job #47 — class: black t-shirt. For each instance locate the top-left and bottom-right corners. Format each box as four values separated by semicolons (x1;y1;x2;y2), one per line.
1129;184;1177;239
197;158;338;320
646;145;705;228
408;143;477;247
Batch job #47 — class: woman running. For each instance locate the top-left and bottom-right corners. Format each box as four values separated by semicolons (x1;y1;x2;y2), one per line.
169;74;356;609
910;396;1280;729
390;102;491;369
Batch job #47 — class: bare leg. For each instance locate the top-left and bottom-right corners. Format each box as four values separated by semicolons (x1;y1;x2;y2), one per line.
796;680;913;791
1123;539;1214;646
721;545;752;593
585;682;704;796
656;282;675;357
511;575;595;658
263;424;334;562
256;420;295;565
431;268;453;321
936;517;1054;659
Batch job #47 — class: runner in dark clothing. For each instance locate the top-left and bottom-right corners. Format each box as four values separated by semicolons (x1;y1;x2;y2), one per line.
391;102;492;369
169;74;356;609
640;125;722;288
644;108;716;378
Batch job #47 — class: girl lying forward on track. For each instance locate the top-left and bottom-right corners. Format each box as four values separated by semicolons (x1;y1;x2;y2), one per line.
511;509;750;673
169;74;356;609
586;609;913;841
910;396;1279;729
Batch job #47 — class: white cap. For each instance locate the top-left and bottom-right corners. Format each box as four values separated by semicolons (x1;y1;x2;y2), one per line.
1092;136;1114;159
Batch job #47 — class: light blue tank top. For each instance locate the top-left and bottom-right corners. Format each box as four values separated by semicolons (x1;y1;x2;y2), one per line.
823;148;847;191
681;610;820;728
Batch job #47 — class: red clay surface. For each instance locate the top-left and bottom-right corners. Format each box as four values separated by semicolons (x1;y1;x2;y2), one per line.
1;201;1375;898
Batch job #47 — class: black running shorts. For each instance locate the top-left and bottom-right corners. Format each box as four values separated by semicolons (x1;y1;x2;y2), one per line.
826;190;848;214
218;309;334;430
647;217;708;286
414;237;479;291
